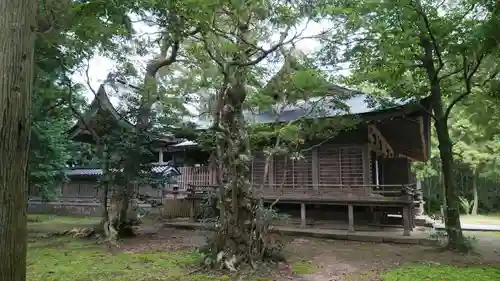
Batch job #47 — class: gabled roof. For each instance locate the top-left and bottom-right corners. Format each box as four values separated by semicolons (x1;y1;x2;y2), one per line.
67;82;177;145
67;84;134;141
189;48;431;128
189;89;430;129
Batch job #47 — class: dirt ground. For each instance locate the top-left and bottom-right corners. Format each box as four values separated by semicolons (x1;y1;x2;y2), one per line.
116;226;500;281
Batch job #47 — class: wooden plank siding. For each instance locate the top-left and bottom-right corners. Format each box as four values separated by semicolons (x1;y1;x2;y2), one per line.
31;145;414;204
165;141;416;204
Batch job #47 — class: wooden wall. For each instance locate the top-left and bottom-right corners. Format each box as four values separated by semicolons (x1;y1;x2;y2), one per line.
249;143;367;188
380;157;413;185
164;142;369;190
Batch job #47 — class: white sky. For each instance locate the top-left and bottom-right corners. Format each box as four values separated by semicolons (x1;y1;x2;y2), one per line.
72;20;328;104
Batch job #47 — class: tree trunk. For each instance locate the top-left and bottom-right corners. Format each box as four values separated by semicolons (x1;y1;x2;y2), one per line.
115;69;160;237
99;145;110;232
471;169;478;216
417;10;466;249
0;1;37;280
209;78;259;268
433;117;465;249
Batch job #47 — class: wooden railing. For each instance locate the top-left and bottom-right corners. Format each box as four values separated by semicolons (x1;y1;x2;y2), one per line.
184;183;418;202
251;183;416;201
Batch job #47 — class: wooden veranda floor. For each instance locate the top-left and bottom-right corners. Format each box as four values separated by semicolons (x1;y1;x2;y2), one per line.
162;219;434;245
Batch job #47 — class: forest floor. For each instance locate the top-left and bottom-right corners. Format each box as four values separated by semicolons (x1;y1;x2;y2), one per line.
27;214;500;281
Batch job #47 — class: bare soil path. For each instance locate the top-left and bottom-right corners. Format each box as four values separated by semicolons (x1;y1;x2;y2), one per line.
118;226;500;281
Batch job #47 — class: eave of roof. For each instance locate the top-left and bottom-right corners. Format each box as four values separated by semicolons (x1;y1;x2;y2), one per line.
65;163;181;177
189;93;431;129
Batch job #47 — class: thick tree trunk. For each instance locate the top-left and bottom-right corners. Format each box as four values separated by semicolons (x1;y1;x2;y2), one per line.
433;118;465;249
211;95;258;266
0;1;37;280
471;169;478;216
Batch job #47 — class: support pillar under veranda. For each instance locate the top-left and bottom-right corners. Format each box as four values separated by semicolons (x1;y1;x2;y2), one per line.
402;204;412;236
300;203;306;228
189;199;196;222
348;204;355;233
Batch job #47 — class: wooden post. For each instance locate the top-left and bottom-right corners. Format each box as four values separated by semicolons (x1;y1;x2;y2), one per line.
348;204;355;233
403;205;411;236
415;180;424;216
158;149;164;164
189;200;196;222
312;148;319;190
300;203;306;228
362;145;371;195
268;155;274;187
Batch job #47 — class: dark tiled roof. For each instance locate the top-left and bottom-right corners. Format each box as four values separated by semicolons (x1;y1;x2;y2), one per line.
65;163;181;177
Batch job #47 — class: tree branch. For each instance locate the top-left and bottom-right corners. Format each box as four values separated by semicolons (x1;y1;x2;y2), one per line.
235;24;309;67
444;52;485;119
85;60;98;98
408;0;444;73
200;35;226;72
146;39;180;76
63;74;101;144
438;66;465;82
480;70;500;87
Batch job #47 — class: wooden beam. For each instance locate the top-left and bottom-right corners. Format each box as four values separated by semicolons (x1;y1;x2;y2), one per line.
418;116;428;160
348;204;355;233
268;155;275;187
312;148;319;190
362;145;371;185
368;124;394;158
189;200;196;222
300;203;306;228
402;205;411;236
158;149;164;164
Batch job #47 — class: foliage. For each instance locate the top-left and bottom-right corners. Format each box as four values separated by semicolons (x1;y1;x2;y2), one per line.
29;0;141;199
412;102;500;214
458;196;473;214
172;0;360;269
318;0;500;250
380;264;500;281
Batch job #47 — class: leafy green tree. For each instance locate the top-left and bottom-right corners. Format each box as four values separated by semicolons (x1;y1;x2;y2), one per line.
319;0;500;250
31;0;137;239
168;0;341;269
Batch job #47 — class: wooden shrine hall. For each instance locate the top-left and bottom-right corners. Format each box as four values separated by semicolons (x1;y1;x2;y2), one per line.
55;77;431;236
161;93;432;237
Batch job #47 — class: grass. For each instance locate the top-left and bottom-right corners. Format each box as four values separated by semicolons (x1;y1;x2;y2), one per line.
26;214;278;281
290;261;315;275
28;214;100;233
26;214;229;281
27;237;217;281
381;264;500;281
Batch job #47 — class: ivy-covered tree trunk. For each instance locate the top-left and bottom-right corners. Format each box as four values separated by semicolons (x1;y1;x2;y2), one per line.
205;21;283;266
209;73;259;268
0;0;37;280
